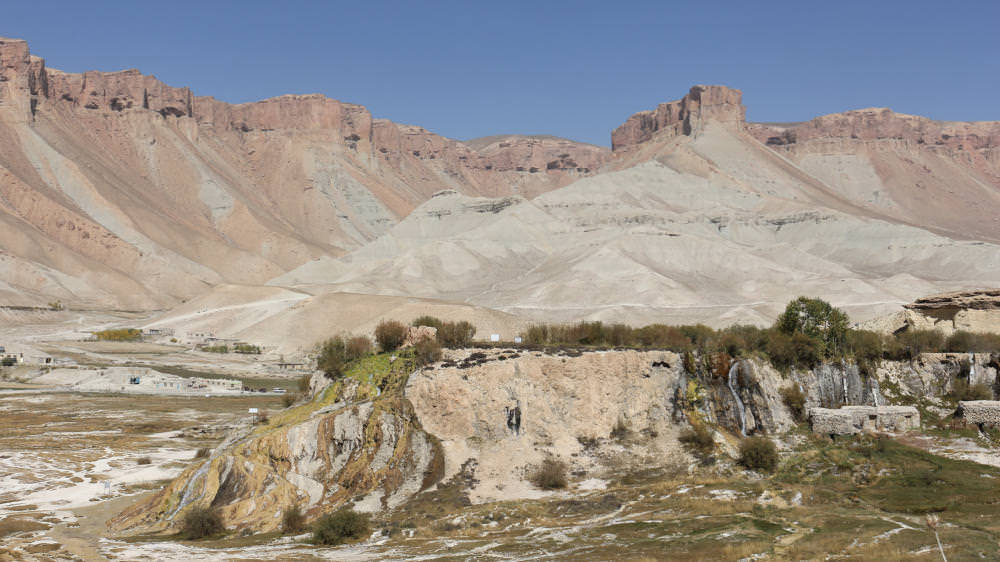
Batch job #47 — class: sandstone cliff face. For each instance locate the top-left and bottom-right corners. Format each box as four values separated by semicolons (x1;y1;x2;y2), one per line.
609;85;1000;248
0;38;608;308
611;85;746;150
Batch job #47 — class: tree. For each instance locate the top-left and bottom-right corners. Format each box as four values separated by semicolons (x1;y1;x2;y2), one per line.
438;320;476;348
317;336;348;379
776;297;849;357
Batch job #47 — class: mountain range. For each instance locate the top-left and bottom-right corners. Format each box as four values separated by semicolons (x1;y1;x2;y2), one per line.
2;37;998;342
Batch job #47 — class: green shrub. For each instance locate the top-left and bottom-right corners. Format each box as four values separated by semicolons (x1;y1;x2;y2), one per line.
889;329;945;360
946;331;1000;353
845;329;884;364
738;436;778;472
678;424;715;455
780;385;807;423
180;506;224;539
233;343;261;354
1;357;15;367
530;458;568;490
411;316;443;330
282;504;306;534
951;379;993;401
766;331;822;370
312;508;370;545
200;344;229;353
375;320;408;352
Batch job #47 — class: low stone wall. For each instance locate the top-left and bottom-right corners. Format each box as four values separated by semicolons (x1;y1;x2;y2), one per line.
809;405;920;435
958;401;1000;426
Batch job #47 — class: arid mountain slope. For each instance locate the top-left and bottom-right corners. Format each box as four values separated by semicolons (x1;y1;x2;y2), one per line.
271;86;1000;328
2;38;998;327
0;38;607;308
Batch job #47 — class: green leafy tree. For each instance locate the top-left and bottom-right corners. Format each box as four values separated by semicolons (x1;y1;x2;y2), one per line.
776;297;849;357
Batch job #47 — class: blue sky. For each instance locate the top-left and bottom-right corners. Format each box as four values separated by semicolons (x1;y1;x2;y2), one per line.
3;0;997;146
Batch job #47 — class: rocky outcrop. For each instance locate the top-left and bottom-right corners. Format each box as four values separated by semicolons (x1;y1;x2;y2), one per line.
906;289;1000;312
749;109;1000;152
863;291;1000;335
611;85;746;150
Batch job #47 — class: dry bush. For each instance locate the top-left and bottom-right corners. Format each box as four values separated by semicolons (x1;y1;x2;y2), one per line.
739;436;778;472
194;448;211;459
780;385;807;422
530;458;568;490
346;335;373;360
413;337;442;365
375;320;408;352
610;417;630;441
136;456;152;465
437;321;476;347
678;424;715;455
282;504;306;534
180;506;224;539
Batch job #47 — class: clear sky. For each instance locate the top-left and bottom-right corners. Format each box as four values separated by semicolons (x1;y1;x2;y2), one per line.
3;0;997;146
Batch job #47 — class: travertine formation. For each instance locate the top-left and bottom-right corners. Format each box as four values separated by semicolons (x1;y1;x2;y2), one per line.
957;401;1000;427
809;406;920;435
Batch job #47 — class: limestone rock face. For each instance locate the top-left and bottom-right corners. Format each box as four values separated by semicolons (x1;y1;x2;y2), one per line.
611;85;745;150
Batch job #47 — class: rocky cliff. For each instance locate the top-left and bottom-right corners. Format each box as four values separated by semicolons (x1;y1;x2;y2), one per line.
610;85;746;150
109;347;999;536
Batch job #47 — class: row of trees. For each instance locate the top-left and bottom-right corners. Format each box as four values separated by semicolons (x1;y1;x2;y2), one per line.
521;297;1000;370
314;298;1000;377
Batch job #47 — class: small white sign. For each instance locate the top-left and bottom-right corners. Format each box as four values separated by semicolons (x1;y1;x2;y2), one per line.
514;336;523;344
248;407;259;414
490;334;500;342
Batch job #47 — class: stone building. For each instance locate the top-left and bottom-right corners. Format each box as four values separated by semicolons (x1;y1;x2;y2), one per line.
957;401;1000;427
809;405;920;435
